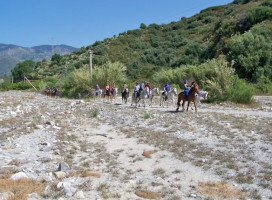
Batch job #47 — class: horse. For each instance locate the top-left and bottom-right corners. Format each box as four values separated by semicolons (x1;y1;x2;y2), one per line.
121;88;129;104
131;87;149;107
149;88;159;107
110;87;118;103
159;88;178;108
196;91;208;106
104;89;111;102
176;83;199;112
51;87;58;98
94;89;103;101
45;87;51;98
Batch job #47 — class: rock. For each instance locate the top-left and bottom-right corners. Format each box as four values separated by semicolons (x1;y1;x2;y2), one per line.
0;191;14;200
57;182;76;197
74;191;85;199
35;125;44;129
57;162;70;172
54;171;67;179
10;172;28;180
28;193;43;200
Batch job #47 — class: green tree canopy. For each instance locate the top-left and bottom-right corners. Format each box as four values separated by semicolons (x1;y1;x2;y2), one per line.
11;60;36;82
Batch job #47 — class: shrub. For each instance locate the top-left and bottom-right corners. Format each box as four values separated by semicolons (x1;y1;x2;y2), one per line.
255;75;272;94
228;76;254;104
90;108;99;118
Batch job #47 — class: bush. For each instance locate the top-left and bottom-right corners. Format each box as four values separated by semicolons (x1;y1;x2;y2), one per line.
228;76;254;104
255;75;272;94
90;108;99;118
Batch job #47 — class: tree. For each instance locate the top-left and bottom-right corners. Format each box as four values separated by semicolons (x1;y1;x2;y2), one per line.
11;60;35;82
51;53;63;64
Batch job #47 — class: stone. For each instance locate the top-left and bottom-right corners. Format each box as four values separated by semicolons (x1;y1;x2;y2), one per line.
0;191;14;200
57;162;70;172
54;171;67;179
74;191;85;199
10;172;28;180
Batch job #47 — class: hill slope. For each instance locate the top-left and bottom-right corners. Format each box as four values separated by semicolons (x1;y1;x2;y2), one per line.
30;0;272;82
0;44;77;75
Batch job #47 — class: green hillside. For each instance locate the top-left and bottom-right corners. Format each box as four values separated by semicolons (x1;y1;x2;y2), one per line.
28;0;272;83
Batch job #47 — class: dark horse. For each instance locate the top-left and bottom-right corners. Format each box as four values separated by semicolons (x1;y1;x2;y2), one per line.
121;89;129;104
104;89;111;102
45;87;51;98
176;83;199;112
51;87;58;98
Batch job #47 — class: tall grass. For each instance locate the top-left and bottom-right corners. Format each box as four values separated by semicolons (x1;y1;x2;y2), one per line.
57;61;127;98
152;59;254;104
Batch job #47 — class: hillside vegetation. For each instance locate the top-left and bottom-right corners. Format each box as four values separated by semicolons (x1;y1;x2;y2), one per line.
3;0;272;101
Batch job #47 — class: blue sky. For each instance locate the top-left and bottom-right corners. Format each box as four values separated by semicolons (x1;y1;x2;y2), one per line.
0;0;233;48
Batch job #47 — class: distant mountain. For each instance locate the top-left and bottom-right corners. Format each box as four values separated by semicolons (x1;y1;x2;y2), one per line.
0;44;77;75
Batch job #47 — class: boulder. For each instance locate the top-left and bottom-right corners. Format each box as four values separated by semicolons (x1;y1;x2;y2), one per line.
10;172;28;180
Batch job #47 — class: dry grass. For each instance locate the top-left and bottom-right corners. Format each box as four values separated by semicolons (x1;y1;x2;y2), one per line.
70;170;101;178
135;190;161;199
142;150;156;158
198;181;245;199
0;178;45;200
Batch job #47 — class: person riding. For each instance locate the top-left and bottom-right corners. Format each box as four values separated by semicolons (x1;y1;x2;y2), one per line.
139;81;145;94
145;81;151;97
105;83;110;95
184;80;190;100
111;83;116;95
123;82;128;93
95;84;100;96
134;82;140;97
164;82;171;97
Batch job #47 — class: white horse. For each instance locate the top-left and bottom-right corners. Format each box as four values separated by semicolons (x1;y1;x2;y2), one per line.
196;91;208;106
110;88;118;103
160;88;178;108
94;89;102;100
149;88;159;107
131;87;149;107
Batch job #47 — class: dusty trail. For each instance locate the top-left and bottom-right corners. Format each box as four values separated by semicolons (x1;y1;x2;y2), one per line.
0;91;271;199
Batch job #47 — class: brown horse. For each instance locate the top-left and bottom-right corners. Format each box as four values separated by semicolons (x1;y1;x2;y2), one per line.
121;88;129;104
176;83;199;112
44;87;51;98
104;89;111;102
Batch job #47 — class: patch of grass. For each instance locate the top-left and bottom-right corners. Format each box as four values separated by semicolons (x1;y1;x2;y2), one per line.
153;168;166;177
70;170;101;178
143;112;150;119
0;178;45;200
142;150;156;158
135;190;161;199
90;108;99;118
198;181;245;199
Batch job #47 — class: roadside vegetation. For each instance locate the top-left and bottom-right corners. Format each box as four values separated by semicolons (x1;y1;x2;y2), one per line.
1;0;272;103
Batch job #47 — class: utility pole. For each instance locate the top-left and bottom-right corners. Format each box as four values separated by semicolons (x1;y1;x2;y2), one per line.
89;50;93;77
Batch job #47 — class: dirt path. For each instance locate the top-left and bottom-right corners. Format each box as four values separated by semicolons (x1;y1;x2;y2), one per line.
0;91;271;199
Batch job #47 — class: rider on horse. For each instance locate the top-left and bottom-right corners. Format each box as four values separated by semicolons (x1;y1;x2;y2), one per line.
111;83;116;95
105;83;110;95
95;84;100;96
164;82;171;97
123;82;128;93
139;82;145;94
145;81;151;98
134;82;140;98
184;80;190;100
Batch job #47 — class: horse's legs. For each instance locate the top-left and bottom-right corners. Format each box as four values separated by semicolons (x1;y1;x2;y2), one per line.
182;100;185;111
187;101;191;112
176;96;181;111
193;101;197;112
